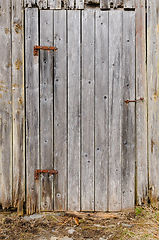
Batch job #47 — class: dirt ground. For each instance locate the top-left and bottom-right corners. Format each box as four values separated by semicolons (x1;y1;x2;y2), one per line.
0;206;159;239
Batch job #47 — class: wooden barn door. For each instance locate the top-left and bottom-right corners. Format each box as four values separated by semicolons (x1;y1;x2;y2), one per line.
25;8;136;213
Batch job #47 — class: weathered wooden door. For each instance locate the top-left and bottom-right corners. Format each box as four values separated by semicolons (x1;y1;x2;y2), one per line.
25;8;135;214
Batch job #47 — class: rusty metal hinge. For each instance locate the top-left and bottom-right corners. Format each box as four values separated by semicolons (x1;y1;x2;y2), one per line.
34;45;58;56
124;97;144;104
35;169;58;180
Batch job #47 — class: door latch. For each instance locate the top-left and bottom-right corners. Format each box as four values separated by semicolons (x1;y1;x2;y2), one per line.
35;169;58;180
124;97;144;104
34;45;58;56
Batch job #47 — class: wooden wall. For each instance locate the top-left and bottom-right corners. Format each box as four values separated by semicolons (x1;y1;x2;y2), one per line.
147;0;159;209
0;0;158;214
24;0;135;9
0;0;24;215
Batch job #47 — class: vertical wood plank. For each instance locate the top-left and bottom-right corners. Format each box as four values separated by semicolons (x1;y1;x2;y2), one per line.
124;0;135;9
64;0;74;9
25;8;40;214
100;0;111;9
122;11;135;211
54;10;67;211
68;10;80;211
76;0;84;9
12;0;25;215
37;0;47;9
0;0;12;209
136;0;148;206
48;0;61;9
81;9;95;211
95;10;109;211
108;11;123;212
40;10;54;211
147;0;159;208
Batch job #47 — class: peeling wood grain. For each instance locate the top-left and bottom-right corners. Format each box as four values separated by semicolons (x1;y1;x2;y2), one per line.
136;0;148;206
0;0;12;209
147;0;159;209
12;0;25;216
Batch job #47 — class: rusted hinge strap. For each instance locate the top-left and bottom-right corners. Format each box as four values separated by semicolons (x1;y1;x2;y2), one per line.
35;169;58;180
34;45;58;56
125;97;144;104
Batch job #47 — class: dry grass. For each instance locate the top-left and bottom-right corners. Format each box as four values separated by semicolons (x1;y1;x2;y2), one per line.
0;206;159;239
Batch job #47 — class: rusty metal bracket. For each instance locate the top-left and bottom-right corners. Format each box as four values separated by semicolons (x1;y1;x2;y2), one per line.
34;45;58;56
124;97;144;104
35;169;58;180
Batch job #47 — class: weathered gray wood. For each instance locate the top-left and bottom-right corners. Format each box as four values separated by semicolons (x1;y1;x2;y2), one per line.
76;0;84;9
24;0;37;7
81;9;95;211
40;10;54;211
0;0;12;209
136;0;148;206
122;11;135;211
37;0;47;9
24;0;31;7
86;0;99;4
124;0;135;9
147;0;159;208
48;0;61;9
68;10;80;211
31;0;36;5
113;0;123;8
95;10;109;211
64;0;74;9
12;0;25;215
100;0;124;9
54;10;67;211
100;0;111;9
108;11;123;212
25;8;40;214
